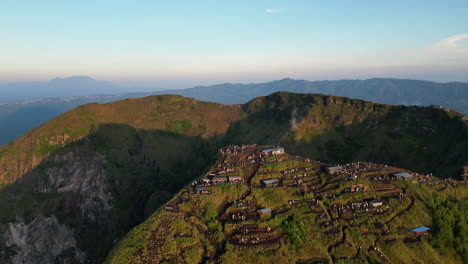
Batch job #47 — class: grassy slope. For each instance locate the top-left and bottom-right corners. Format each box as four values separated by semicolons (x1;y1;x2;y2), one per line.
105;150;467;264
0;94;242;184
224;92;468;178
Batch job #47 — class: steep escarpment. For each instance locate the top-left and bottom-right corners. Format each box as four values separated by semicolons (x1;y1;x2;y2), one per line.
1;216;86;264
22;149;113;221
0;124;222;262
0;145;113;263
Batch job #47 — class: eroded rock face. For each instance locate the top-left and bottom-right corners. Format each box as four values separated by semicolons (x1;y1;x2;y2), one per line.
27;150;114;222
0;149;115;263
2;216;86;264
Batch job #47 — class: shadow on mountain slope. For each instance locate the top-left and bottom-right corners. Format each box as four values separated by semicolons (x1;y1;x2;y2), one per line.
0;123;221;263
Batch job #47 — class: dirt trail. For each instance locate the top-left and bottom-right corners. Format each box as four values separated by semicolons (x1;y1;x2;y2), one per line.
327;226;347;257
211;150;263;263
384;188;413;225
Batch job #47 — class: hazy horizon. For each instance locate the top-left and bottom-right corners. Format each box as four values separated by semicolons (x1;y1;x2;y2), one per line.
2;75;468;93
1;1;468;86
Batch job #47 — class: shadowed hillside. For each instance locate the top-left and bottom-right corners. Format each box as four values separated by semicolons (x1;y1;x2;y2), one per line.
0;124;221;263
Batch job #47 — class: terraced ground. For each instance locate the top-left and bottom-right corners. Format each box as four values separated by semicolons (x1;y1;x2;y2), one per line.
106;145;467;264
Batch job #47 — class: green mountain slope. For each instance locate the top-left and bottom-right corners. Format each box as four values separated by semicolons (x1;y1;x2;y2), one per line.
0;92;466;263
225;93;468;178
105;145;467;264
0;94;242;184
0;92;156;146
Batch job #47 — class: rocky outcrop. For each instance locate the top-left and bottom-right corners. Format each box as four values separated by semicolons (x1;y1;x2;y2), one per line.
26;150;113;222
2;216;86;264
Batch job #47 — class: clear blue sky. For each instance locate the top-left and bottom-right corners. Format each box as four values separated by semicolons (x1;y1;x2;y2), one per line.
1;0;468;87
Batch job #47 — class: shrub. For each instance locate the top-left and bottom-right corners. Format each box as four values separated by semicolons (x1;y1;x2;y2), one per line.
166;119;192;135
281;213;306;251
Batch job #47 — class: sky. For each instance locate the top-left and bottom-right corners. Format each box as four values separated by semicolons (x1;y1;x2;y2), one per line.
1;0;468;88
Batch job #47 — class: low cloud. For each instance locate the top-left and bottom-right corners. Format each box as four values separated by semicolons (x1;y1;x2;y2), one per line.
265;8;280;14
431;34;468;53
378;33;468;65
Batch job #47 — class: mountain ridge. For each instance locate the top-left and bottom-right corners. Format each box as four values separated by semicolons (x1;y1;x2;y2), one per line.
1;92;466;185
1;77;467;147
159;78;468;113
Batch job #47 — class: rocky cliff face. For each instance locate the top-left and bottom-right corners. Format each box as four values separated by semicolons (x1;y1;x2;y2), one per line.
25;149;113;221
0;147;115;263
1;216;86;264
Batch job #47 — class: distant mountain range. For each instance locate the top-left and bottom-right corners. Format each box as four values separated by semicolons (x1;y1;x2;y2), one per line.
159;78;468;113
0;77;467;146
